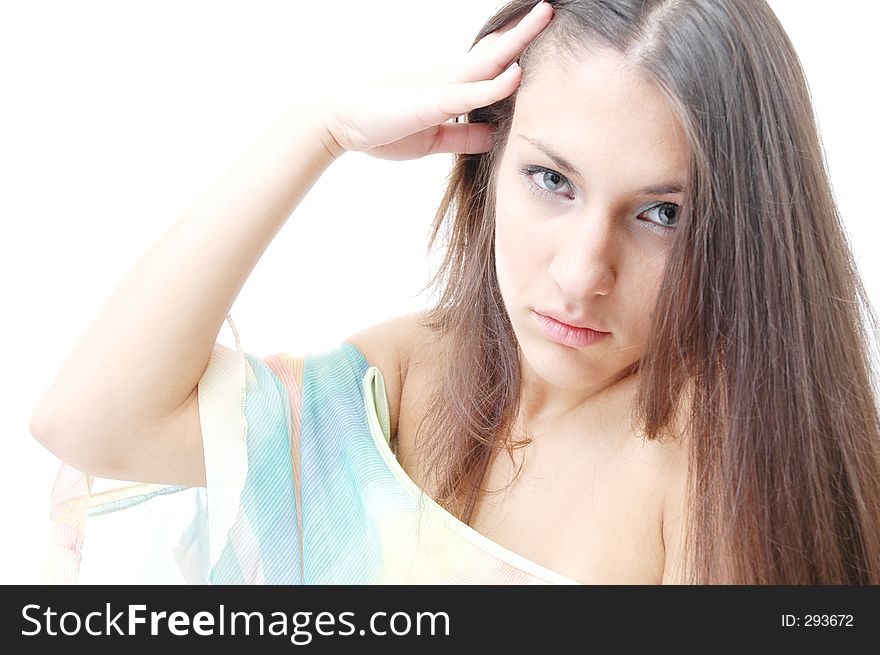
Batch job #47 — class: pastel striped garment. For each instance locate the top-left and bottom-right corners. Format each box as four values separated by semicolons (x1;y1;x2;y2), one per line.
47;315;580;585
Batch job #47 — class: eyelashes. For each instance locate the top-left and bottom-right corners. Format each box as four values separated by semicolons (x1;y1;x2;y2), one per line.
517;165;680;232
520;165;574;200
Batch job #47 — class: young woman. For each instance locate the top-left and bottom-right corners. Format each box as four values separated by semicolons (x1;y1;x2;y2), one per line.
32;0;880;584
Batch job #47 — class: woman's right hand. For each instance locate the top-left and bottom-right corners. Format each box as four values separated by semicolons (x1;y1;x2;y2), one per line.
319;0;553;161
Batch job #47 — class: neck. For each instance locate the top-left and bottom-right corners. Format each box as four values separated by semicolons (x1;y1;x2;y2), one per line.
515;363;641;443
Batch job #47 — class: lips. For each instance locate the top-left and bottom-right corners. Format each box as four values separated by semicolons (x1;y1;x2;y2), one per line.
534;310;609;334
532;310;610;348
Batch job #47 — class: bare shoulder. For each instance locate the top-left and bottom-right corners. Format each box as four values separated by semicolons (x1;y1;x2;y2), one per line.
657;432;689;584
343;310;432;441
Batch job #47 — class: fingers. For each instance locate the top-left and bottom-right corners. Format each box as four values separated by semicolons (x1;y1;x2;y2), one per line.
468;22;514;56
469;31;501;57
453;1;553;84
429;122;497;155
363;122;496;161
418;61;521;125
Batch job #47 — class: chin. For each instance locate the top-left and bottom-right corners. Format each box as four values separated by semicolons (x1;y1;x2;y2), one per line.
517;331;595;384
517;318;637;384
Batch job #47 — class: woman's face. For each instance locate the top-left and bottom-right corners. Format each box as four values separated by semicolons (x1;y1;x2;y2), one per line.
493;47;689;414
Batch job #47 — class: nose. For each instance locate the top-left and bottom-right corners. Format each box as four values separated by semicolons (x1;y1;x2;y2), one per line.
547;212;616;299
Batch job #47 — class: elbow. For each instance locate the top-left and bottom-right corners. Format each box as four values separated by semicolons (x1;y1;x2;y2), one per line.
29;390;69;450
29;411;79;471
29;409;129;480
29;410;90;472
29;409;57;451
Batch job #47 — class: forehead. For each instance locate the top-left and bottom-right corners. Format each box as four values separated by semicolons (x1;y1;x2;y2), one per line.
511;47;688;179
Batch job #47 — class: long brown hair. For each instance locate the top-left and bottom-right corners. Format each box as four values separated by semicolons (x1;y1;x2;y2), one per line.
411;0;880;584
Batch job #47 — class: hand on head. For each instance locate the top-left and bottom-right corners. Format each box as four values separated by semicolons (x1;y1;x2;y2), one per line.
320;1;553;160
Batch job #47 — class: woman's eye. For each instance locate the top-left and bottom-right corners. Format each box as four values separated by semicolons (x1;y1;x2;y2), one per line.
520;165;573;200
638;202;680;230
518;164;679;232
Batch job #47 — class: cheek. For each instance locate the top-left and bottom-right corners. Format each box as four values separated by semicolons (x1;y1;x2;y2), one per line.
493;177;538;280
620;254;667;334
493;205;537;294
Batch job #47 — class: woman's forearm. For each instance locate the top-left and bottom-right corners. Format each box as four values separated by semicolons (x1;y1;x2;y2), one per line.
30;104;341;445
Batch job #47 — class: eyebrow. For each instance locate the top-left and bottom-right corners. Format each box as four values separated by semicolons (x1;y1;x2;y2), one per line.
516;134;685;195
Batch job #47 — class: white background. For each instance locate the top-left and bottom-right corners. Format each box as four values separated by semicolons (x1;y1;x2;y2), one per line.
1;1;877;584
